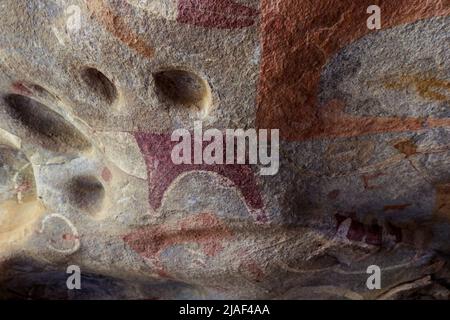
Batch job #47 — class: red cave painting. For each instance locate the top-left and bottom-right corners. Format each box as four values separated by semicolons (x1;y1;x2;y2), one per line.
88;0;259;45
257;0;450;141
101;167;112;183
11;82;33;96
177;0;259;29
236;250;266;282
123;212;233;277
335;213;402;246
87;0;155;58
134;133;266;221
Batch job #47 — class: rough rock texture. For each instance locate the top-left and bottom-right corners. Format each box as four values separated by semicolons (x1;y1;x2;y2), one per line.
0;0;449;299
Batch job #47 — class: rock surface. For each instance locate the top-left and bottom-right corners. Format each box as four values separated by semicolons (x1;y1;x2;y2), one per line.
0;0;449;299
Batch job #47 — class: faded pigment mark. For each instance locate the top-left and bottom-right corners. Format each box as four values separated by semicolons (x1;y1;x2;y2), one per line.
134;132;266;221
177;0;259;29
335;213;400;246
87;0;154;58
123;213;233;276
434;184;450;221
257;0;450;141
383;75;450;102
11;82;32;96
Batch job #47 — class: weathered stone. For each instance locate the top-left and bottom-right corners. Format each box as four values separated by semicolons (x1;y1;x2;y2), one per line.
0;0;449;299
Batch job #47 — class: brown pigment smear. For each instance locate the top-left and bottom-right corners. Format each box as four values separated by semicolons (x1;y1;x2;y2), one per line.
87;0;154;58
123;213;233;259
257;0;450;141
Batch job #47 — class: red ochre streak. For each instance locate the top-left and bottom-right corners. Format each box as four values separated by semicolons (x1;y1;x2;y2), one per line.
87;0;154;58
335;214;388;246
123;213;233;276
